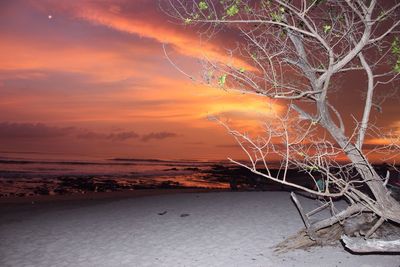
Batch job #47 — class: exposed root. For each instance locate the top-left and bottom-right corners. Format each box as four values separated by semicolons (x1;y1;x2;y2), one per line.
274;223;343;253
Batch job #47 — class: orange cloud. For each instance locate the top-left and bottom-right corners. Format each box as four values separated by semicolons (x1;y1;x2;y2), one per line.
0;1;278;128
113;76;283;126
0;38;157;83
32;0;253;71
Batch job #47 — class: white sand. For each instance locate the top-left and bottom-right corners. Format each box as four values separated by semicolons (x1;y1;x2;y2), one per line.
0;191;398;267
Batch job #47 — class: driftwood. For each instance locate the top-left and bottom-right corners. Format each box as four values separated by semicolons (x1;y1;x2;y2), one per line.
286;193;400;253
341;235;400;253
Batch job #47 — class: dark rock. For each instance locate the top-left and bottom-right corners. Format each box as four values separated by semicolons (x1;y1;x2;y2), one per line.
132;184;157;189
34;187;49;195
59;177;96;192
159;180;182;189
53;187;69;195
95;179;120;192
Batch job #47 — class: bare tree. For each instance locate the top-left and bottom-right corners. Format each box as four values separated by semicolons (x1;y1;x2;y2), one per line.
162;0;400;252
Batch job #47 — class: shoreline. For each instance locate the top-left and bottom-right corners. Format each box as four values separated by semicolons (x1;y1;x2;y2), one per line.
0;188;228;205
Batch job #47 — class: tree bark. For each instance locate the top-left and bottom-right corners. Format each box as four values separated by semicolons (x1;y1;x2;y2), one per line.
342;235;400;253
308;203;363;232
318;102;400;225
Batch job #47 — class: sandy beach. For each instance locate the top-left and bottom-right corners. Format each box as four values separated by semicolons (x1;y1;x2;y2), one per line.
1;190;398;267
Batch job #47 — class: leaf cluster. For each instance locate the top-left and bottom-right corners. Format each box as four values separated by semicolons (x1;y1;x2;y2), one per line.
392;37;400;73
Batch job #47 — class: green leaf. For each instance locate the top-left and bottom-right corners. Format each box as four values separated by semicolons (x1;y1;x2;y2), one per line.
271;12;282;22
184;18;192;25
198;1;208;10
307;166;319;171
239;67;245;73
323;25;331;33
226;5;239;17
218;74;227;86
394;59;400;73
391;37;400;55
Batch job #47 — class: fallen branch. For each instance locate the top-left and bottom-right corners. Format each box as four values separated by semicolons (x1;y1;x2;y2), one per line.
341;235;400;253
291;192;311;229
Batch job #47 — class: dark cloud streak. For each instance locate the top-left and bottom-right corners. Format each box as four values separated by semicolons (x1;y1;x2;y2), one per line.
77;131;139;141
0;122;178;143
0;122;74;138
141;132;179;142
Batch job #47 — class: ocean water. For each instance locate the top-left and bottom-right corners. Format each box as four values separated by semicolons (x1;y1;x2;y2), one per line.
0;151;233;196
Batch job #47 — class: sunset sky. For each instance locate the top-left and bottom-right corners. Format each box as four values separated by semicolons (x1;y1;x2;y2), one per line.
0;0;398;161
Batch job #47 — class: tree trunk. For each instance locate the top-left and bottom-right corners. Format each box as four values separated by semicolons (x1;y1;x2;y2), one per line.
318;102;400;225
